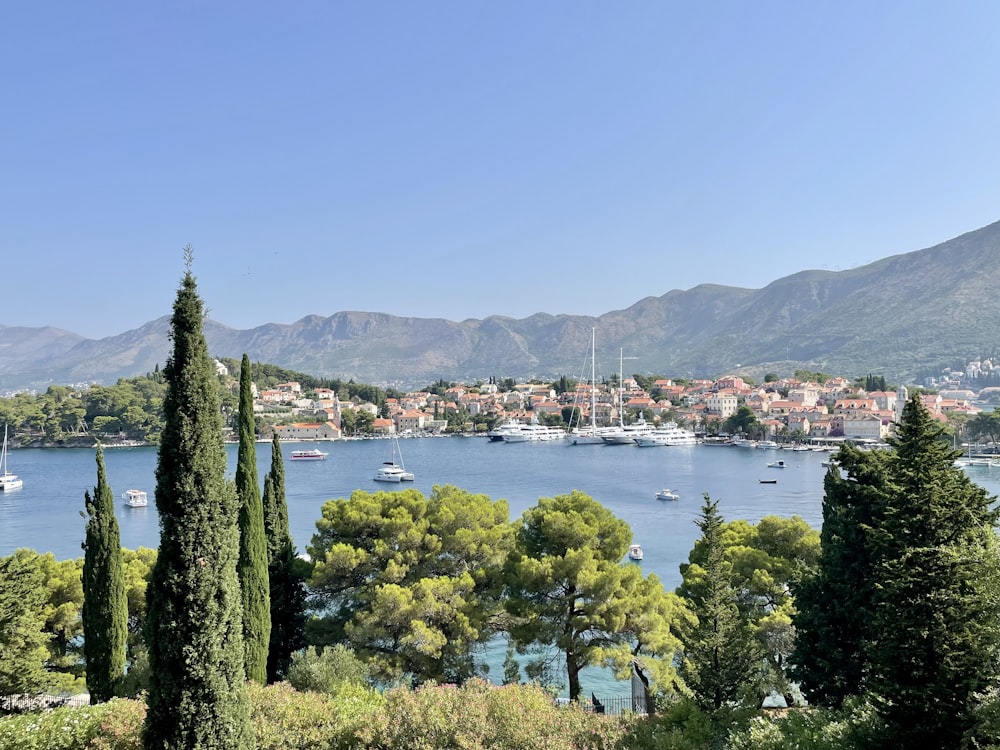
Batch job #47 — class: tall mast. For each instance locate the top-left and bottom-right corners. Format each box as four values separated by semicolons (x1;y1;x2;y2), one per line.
590;329;597;431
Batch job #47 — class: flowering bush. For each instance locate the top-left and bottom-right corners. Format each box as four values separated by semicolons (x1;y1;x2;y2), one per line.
357;678;631;750
0;699;143;750
249;680;382;750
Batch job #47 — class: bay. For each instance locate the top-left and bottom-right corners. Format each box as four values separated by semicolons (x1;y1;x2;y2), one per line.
3;438;999;695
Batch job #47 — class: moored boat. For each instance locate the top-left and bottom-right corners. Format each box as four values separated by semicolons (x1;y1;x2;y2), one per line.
290;448;328;460
628;543;644;561
373;432;414;482
634;422;698;447
655;488;680;501
122;489;148;507
0;425;22;492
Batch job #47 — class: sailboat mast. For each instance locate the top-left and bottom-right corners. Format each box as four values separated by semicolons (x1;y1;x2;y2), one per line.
590;328;597;431
619;348;625;426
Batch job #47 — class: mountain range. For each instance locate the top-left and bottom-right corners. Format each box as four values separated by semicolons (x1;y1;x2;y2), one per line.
3;220;1000;393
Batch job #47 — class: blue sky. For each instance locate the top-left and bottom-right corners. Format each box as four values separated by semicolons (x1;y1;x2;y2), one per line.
3;2;1000;339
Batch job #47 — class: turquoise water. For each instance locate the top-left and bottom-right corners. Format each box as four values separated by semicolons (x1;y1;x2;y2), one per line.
4;438;999;696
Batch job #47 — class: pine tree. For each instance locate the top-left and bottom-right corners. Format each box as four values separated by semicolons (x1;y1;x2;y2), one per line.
143;252;254;750
791;444;891;707
676;494;763;711
236;354;270;683
866;396;1000;748
792;395;1000;746
261;432;305;683
82;444;127;703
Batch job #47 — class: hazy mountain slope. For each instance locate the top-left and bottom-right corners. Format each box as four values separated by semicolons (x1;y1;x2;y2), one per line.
2;220;999;391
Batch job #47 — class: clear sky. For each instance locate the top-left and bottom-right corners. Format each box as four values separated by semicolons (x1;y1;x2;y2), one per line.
4;2;1000;339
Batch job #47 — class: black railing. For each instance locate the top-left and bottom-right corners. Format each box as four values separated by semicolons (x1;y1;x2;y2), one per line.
0;694;89;714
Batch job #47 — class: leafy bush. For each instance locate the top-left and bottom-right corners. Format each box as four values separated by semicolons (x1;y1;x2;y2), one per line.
358;678;630;750
287;644;370;696
0;684;382;750
728;700;885;750
0;698;143;750
249;681;382;750
616;699;715;750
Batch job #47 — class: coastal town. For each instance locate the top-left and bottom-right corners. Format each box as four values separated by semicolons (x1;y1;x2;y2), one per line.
257;357;1000;446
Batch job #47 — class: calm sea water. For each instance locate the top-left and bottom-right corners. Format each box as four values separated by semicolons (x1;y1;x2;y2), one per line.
4;437;1000;695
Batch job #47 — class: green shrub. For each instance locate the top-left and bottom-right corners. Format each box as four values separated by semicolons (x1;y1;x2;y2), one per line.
0;699;143;750
728;700;885;750
358;678;631;750
616;699;715;750
249;681;382;750
287;645;370;696
0;684;382;750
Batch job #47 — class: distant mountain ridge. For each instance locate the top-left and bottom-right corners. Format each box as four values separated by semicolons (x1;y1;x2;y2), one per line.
3;220;1000;392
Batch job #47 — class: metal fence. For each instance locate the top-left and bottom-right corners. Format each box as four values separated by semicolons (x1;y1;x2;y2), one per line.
588;695;654;716
553;694;654;716
0;694;90;714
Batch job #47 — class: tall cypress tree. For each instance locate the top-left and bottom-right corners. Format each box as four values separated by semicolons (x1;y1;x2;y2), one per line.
236;354;270;683
143;252;254;750
262;432;305;682
82;444;128;703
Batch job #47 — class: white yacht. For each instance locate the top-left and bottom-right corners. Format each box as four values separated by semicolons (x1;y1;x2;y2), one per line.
503;422;564;442
486;419;523;442
634;422;698;447
601;415;655;445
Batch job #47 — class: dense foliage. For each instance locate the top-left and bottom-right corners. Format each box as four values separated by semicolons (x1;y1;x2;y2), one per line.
308;485;513;684
0;554;50;696
676;496;763;713
504;490;685;702
236;354;271;684
81;446;127;702
793;395;1000;748
262;432;305;683
143;259;254;749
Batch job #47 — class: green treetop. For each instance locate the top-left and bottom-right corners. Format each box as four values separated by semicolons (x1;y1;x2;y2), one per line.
82;444;128;702
143;256;254;750
236;353;270;684
262;432;305;683
504;490;682;702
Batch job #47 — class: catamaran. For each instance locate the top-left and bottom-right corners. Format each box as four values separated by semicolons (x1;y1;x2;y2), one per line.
373;431;415;482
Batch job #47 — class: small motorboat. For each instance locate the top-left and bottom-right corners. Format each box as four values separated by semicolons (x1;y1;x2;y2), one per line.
628;543;644;561
655;488;680;501
122;489;148;508
767;460;787;469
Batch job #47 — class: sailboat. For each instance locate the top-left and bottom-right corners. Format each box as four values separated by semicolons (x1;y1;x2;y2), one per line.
601;348;653;445
566;328;609;445
1;425;23;491
373;430;415;482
